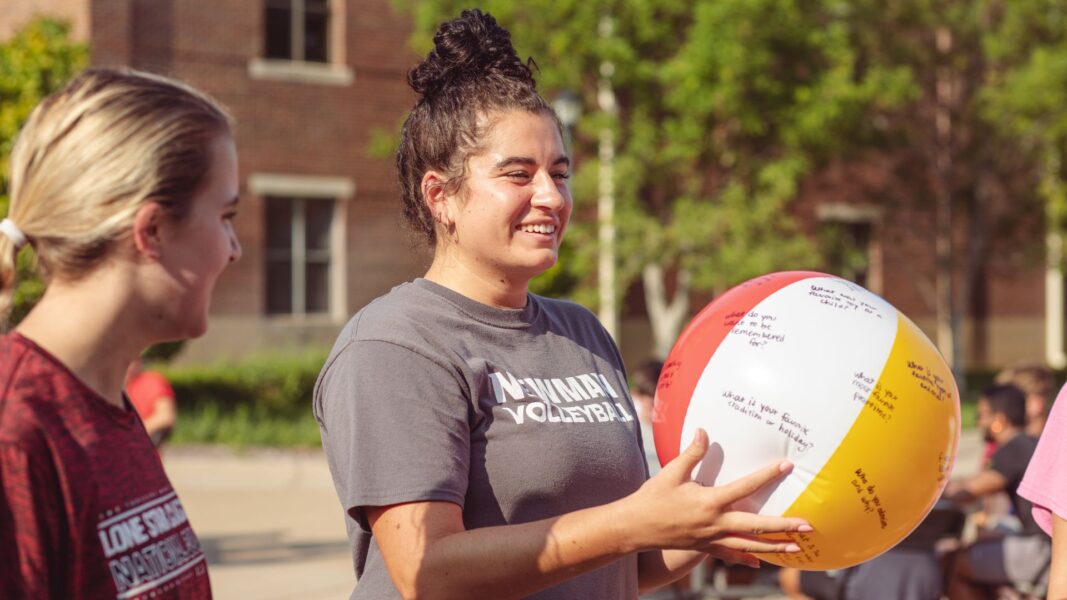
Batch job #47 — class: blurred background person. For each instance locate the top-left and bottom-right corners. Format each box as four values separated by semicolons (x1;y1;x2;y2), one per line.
630;358;664;476
126;356;177;447
974;365;1056;536
944;384;1049;599
995;364;1055;438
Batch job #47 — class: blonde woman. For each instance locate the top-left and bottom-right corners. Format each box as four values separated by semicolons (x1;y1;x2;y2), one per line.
0;68;240;598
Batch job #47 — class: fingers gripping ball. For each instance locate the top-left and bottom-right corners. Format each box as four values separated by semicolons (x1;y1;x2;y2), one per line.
653;272;960;570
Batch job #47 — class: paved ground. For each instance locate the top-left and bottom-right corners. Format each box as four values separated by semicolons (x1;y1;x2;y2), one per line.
162;429;983;599
162;447;353;600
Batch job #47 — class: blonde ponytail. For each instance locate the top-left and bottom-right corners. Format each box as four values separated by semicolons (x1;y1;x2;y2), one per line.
3;67;232;324
0;233;18;326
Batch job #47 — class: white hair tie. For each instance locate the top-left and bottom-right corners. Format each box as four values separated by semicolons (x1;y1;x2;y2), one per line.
0;218;27;250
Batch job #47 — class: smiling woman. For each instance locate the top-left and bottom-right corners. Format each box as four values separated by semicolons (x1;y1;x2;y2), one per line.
0;68;240;598
312;9;812;600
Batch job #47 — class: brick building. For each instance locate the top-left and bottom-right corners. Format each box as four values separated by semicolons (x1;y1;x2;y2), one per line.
3;0;426;363
1;0;1060;371
787;154;1057;372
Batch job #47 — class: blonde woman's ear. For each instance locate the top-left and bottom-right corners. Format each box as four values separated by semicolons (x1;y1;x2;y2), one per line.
131;202;165;260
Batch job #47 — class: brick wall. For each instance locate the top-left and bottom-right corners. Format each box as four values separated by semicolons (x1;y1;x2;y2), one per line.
88;0;422;360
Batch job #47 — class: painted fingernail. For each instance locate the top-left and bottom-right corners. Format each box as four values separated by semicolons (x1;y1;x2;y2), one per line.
784;543;801;552
797;524;814;532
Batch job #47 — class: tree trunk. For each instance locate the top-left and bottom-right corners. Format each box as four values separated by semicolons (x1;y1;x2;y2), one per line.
962;172;992;390
643;263;691;358
596;14;619;341
1045;148;1067;369
933;25;963;381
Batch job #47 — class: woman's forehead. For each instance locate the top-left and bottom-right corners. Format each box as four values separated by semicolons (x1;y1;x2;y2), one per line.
469;111;564;164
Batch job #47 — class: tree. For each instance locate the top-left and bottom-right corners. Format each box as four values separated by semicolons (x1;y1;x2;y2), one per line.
0;17;88;327
841;0;1059;378
979;0;1067;367
395;0;910;357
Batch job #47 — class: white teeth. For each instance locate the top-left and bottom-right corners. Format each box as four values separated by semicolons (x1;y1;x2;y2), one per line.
519;224;556;234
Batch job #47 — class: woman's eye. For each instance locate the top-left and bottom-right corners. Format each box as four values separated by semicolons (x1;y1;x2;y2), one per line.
552;172;571;181
506;171;532;180
223;211;238;221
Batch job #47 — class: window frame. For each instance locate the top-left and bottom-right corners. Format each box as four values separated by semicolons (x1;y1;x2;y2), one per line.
250;0;353;86
250;173;355;322
815;203;883;295
265;196;334;316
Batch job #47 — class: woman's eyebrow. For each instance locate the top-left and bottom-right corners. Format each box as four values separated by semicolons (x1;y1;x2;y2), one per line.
493;156;536;169
493;156;571;169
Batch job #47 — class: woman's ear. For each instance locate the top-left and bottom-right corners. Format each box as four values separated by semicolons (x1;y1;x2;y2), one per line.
421;171;454;227
131;202;165;260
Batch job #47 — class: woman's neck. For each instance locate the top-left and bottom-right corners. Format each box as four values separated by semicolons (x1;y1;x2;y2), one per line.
16;271;150;408
424;254;529;309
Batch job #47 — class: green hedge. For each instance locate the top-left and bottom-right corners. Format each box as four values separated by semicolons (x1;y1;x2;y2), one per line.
160;352;328;448
158;355;1053;447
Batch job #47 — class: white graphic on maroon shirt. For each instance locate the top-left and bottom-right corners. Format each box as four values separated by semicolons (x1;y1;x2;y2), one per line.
97;491;206;598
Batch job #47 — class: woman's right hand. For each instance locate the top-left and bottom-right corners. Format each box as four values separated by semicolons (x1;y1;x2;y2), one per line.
621;428;811;555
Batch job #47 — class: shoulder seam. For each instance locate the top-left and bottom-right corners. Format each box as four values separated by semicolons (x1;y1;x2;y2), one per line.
325;337;456;376
0;345;32;427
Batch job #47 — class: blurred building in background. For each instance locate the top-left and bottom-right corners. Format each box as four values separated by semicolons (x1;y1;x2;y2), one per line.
2;0;424;363
0;0;1056;371
792;157;1050;371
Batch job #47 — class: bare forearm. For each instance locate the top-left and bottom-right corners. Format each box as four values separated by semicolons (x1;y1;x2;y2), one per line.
395;500;637;599
373;435;808;599
1051;514;1067;600
141;398;175;435
637;549;706;592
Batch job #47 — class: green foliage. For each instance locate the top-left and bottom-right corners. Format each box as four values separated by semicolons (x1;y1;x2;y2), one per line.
979;1;1067;235
169;402;322;448
368;123;402;160
161;352;328;447
0;18;88;327
819;221;871;284
142;341;185;363
391;0;913;308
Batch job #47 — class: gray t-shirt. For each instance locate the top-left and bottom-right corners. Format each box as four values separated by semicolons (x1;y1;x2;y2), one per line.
314;279;648;599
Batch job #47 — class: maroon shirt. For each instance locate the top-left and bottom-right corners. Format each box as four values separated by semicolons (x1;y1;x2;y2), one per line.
0;333;211;599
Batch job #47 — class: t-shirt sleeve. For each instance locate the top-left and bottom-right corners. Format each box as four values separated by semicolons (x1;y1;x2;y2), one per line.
0;443;66;597
989;437;1028;486
142;372;175;400
1020;392;1067;537
127;372;175;418
316;339;471;531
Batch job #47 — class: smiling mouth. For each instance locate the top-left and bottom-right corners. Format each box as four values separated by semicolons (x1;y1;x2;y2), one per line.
517;224;557;234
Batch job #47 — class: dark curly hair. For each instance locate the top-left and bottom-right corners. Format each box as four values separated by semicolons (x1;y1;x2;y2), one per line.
981;384;1028;429
397;9;559;246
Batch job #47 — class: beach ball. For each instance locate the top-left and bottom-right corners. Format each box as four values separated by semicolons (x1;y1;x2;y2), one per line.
653;271;959;569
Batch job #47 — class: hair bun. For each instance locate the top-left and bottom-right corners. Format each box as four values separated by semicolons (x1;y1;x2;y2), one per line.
409;9;536;98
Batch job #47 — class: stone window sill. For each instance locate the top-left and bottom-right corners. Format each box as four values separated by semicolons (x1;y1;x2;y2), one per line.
248;58;353;86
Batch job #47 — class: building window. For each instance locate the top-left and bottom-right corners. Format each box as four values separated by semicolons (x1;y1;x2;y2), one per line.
820;220;873;288
265;196;334;315
265;0;330;63
815;203;882;293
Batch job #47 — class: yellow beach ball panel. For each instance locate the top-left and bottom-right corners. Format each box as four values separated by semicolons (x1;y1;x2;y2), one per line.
768;313;960;569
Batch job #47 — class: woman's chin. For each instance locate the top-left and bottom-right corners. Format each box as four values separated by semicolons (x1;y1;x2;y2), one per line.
174;316;209;341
